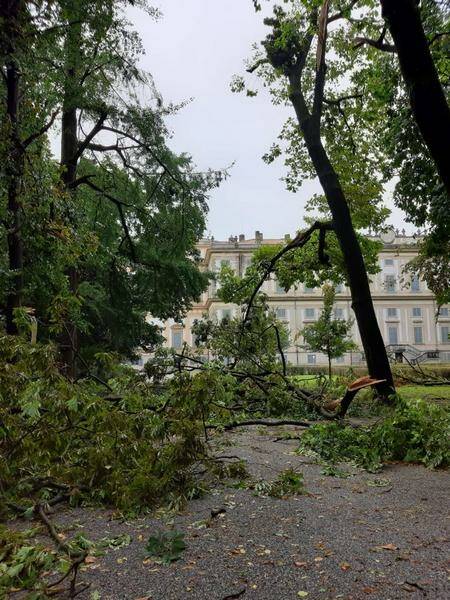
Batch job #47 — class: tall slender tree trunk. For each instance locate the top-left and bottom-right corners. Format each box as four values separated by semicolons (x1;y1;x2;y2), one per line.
2;1;24;335
59;16;81;378
381;0;450;196
327;353;332;381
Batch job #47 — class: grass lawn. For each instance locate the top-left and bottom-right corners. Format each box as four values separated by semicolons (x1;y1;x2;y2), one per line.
397;383;450;405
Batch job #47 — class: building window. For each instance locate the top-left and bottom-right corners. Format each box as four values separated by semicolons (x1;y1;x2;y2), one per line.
387;307;398;318
335;355;345;363
304;284;315;293
441;326;449;343
439;307;449;317
335;284;344;293
276;307;288;320
414;326;423;344
385;275;396;293
334;308;344;319
412;307;422;318
384;258;394;267
307;354;316;365
388;326;398;345
172;330;183;348
304;308;315;320
411;274;420;292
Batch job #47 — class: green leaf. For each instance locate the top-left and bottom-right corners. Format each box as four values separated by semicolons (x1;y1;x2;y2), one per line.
145;531;186;564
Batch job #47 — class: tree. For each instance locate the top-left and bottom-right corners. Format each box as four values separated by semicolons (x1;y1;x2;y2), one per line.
238;1;394;395
301;284;355;380
349;0;449;305
341;0;450;302
1;1;58;333
1;1;24;335
380;0;450;197
1;1;223;368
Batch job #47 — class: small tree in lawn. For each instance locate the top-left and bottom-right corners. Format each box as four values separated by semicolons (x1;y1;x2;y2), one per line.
301;285;355;380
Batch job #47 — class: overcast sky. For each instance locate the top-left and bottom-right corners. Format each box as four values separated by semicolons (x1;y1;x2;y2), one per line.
128;0;408;240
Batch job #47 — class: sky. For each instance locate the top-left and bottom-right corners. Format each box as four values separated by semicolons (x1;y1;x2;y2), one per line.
127;0;409;241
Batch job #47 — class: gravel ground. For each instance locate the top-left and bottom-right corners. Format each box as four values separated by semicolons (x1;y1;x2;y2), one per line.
27;426;450;600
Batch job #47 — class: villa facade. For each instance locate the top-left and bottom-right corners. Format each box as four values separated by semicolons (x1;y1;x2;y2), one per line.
153;230;450;368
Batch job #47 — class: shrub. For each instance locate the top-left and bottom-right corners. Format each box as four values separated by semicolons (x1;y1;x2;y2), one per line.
300;396;450;471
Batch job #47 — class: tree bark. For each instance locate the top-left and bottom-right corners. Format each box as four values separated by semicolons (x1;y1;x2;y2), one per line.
2;1;24;335
380;0;450;196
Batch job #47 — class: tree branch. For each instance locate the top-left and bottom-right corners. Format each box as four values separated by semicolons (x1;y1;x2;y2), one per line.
22;110;59;148
82;179;137;261
100;125;185;187
208;419;312;431
271;324;287;375
428;31;450;46
323;98;357;153
68;173;96;189
327;0;359;24
246;58;269;73
353;25;396;52
243;221;333;324
74;110;108;160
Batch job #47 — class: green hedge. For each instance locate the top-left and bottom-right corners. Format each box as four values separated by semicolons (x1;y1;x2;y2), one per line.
287;364;450;380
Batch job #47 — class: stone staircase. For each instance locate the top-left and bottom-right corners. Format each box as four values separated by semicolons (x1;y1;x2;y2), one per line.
385;344;440;365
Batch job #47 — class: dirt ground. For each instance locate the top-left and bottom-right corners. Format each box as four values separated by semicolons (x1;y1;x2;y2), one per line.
26;426;450;600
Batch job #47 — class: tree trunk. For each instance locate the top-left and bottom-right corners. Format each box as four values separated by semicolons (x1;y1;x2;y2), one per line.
327;354;332;381
59;17;81;378
289;99;394;395
59;107;78;378
381;0;450;196
2;1;24;335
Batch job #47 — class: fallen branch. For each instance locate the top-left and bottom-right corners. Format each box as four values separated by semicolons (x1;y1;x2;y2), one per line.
8;492;88;597
208;419;312;431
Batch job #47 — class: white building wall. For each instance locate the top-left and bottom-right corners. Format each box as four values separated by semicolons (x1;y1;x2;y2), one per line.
156;233;450;366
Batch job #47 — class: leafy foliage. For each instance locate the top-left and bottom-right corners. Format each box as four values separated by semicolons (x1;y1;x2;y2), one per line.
145;530;186;564
0;526;64;598
1;0;222;359
253;468;306;498
300;396;450;471
0;336;215;512
192;288;289;375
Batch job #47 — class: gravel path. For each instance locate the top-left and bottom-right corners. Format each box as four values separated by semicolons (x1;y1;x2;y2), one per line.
44;427;450;599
